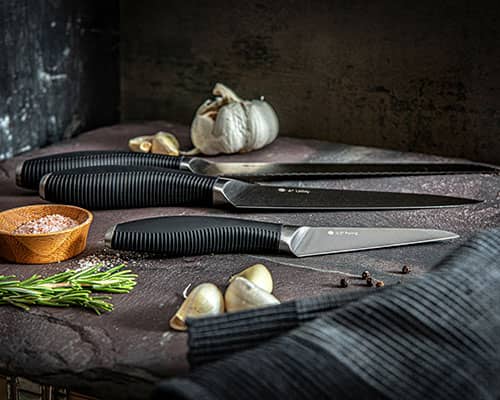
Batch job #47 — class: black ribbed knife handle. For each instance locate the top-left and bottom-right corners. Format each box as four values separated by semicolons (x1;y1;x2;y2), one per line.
40;166;217;210
17;151;183;190
107;216;283;257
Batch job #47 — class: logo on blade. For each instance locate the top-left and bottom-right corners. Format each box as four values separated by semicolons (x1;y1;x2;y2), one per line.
277;188;311;194
328;230;359;236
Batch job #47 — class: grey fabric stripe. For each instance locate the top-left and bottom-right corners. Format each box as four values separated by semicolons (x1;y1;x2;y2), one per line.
155;229;500;400
188;283;375;366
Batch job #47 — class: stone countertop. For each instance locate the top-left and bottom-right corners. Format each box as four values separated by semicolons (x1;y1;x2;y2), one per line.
0;121;498;399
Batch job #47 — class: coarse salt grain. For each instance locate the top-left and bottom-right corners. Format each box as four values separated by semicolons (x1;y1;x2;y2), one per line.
13;214;79;234
75;248;148;271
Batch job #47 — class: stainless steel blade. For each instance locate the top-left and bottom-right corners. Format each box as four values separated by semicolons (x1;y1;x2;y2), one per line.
213;179;480;210
183;158;497;179
280;226;458;257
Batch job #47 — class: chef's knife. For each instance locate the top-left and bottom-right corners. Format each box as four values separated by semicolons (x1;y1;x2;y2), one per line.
39;166;479;210
16;150;497;189
104;216;459;257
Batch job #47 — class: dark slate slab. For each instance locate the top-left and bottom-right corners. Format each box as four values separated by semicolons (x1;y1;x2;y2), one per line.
0;122;498;399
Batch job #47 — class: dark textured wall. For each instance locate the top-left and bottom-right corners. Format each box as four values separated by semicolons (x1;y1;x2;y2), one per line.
0;0;119;160
121;0;500;164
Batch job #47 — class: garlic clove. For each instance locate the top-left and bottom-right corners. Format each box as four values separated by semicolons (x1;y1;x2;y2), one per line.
209;102;248;151
229;264;273;293
169;283;224;331
242;100;279;153
191;113;218;154
140;141;152;152
225;277;280;313
129;135;153;153
151;131;180;156
155;131;180;148
213;82;243;103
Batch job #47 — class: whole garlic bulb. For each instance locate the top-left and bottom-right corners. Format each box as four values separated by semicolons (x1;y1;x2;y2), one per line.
190;83;279;155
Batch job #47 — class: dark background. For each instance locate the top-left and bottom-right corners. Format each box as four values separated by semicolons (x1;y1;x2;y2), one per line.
1;0;499;163
0;0;119;161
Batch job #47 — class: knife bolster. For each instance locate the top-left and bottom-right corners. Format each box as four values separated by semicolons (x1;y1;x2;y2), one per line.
104;225;116;248
212;178;252;207
15;161;24;187
279;225;311;256
39;173;49;199
279;225;300;254
181;157;212;175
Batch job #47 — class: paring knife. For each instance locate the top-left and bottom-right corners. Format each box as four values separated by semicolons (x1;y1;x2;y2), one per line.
104;216;459;257
16;150;497;189
38;166;479;210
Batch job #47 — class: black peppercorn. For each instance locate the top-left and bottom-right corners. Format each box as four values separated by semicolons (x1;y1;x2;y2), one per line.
402;265;411;274
361;270;370;280
366;277;374;287
340;278;349;288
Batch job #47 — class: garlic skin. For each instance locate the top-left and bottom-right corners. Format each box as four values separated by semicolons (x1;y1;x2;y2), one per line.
191;83;279;155
229;264;273;293
169;283;224;331
129;131;181;156
151;132;180;156
225;277;280;313
129;135;154;153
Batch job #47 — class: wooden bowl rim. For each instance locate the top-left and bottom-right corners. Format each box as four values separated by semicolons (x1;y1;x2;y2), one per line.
0;204;93;237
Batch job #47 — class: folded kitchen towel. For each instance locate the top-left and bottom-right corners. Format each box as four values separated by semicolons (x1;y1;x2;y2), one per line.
153;229;500;400
187;285;375;366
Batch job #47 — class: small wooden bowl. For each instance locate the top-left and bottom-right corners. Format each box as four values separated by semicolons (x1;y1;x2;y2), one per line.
0;204;93;264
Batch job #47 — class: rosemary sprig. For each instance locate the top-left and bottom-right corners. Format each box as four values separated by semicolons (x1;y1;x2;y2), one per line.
0;265;137;314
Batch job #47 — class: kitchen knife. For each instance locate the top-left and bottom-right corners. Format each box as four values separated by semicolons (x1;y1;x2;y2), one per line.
39;166;480;210
104;216;459;257
16;150;497;189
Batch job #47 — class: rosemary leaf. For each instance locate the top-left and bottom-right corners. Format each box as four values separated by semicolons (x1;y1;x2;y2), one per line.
0;264;137;314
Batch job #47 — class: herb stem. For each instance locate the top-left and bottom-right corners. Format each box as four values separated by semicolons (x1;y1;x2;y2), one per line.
0;264;137;314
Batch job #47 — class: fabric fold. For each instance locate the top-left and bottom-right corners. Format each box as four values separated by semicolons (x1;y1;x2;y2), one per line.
188;289;372;366
153;230;500;400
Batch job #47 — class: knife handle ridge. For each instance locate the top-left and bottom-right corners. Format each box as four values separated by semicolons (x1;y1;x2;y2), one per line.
39;166;216;210
107;216;282;257
17;151;183;190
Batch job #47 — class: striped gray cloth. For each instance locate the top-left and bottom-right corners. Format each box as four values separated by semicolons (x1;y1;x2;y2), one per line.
187;288;373;366
153;229;500;400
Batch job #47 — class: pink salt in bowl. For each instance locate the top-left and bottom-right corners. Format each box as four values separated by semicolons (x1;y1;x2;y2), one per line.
0;204;93;264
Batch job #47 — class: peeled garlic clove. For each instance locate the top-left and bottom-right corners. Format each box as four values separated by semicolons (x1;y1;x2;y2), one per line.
225;277;280;313
156;131;180;148
169;283;224;331
139;141;152;153
190;83;279;155
151;131;180;156
129;135;153;153
229;264;273;293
